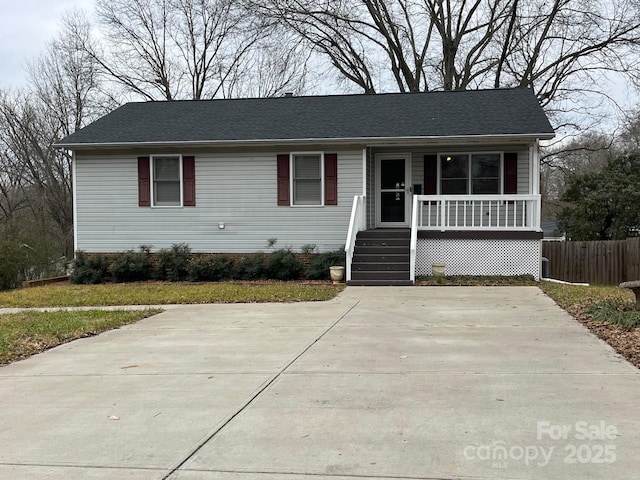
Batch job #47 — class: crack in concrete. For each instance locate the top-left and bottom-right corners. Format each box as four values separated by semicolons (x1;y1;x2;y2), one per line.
160;300;361;480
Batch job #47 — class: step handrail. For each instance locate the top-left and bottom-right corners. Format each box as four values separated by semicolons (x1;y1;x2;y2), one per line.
410;197;419;283
345;195;366;282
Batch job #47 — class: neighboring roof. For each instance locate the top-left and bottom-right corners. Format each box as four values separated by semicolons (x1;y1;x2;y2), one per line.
56;88;554;148
541;220;565;239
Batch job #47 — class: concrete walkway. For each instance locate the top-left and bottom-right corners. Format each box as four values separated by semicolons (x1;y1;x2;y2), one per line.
0;286;638;479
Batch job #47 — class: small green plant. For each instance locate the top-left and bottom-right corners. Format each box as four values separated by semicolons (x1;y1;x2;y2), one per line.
585;300;640;327
154;243;191;281
266;237;278;249
300;244;318;254
109;246;152;283
70;251;111;284
266;249;303;280
307;249;346;280
188;255;235;281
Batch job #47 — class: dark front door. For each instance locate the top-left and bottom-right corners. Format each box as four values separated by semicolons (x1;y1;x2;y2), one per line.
377;156;410;226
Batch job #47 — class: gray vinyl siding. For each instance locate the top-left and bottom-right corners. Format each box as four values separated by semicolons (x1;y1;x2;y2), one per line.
75;149;364;253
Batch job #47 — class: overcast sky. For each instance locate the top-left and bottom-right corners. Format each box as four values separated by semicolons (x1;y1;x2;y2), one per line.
0;0;94;89
0;0;635;119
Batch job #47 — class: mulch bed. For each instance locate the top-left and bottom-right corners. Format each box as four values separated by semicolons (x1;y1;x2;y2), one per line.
566;305;640;369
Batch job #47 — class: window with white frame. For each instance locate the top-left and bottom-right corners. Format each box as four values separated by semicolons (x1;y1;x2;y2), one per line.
440;153;501;194
152;155;182;206
292;153;323;205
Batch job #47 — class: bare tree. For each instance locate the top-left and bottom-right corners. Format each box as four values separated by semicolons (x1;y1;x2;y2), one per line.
0;11;109;258
251;0;640;125
221;30;314;98
0;92;74;256
80;0;308;100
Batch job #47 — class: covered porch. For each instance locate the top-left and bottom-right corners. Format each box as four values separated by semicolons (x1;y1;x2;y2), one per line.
345;145;544;285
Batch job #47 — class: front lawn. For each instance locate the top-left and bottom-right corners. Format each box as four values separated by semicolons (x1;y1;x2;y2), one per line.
0;281;345;308
0;310;159;365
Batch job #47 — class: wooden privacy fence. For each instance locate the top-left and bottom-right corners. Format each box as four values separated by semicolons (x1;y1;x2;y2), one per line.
542;238;640;285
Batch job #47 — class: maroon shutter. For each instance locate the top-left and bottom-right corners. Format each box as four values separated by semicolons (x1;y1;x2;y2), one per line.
324;153;338;205
277;154;290;206
182;156;196;206
424;154;438;194
138;156;151;207
504;152;518;194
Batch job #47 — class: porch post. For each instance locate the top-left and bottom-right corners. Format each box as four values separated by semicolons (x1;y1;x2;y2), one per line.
532;139;540;195
362;147;367;197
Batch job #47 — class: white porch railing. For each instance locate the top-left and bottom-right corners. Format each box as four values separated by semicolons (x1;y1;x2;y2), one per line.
409;194;541;283
345;195;367;282
414;194;541;231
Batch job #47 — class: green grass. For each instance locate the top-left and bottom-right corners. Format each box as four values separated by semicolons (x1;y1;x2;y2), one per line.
416;274;537;286
539;282;638;327
0;310;159;364
0;282;345;308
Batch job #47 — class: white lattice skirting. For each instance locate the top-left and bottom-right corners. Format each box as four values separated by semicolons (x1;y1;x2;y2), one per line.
416;238;541;279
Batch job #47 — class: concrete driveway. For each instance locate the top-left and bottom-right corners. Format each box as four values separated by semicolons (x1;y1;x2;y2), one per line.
0;286;639;479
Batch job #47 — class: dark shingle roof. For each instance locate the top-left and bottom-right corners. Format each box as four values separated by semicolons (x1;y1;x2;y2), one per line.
57;88;554;147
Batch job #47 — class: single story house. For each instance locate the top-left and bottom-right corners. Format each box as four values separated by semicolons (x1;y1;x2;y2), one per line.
56;88;555;285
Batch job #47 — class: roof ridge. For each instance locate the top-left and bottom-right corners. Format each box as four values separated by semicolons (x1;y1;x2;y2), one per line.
122;87;533;105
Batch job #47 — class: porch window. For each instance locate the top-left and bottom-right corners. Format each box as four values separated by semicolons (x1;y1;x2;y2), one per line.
440;153;501;194
292;153;323;205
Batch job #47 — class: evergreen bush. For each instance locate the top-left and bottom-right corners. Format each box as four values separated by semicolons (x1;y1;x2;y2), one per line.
188;255;235;281
110;247;152;282
153;243;191;281
266;249;303;280
70;251;110;284
307;250;346;280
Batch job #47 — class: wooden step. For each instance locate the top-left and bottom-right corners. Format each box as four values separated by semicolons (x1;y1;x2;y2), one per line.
350;271;410;281
352;254;410;263
347;280;414;286
351;262;410;272
357;229;410;239
353;245;409;255
355;238;410;247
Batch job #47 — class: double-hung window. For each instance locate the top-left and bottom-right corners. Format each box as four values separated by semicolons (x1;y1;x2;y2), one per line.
292;153;323;206
152;155;182;206
138;155;195;207
440;153;501;195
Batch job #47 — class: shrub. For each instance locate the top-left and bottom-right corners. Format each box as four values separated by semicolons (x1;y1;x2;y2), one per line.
110;247;152;283
0;239;29;290
153;243;191;281
188;255;235;281
266;249;303;280
234;253;266;280
307;250;346;280
70;251;110;284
